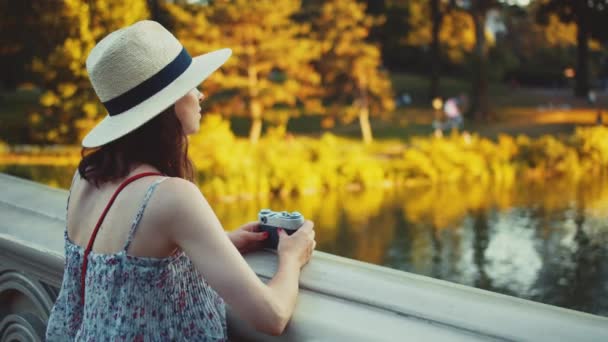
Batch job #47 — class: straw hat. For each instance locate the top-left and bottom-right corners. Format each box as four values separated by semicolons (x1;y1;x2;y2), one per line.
82;20;231;147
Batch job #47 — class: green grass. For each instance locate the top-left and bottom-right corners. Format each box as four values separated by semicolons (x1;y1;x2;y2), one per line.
391;73;474;104
389;72;607;109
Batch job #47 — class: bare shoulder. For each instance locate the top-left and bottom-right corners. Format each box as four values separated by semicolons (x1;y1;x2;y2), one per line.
151;177;209;228
155;177;204;212
158;177;200;197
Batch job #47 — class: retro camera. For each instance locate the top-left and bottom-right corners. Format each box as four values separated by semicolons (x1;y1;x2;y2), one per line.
258;209;305;249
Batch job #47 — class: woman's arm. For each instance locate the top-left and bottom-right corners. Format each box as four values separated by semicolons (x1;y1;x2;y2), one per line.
226;231;240;250
158;178;302;335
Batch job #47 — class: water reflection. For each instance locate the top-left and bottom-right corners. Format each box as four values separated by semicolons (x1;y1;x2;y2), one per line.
484;209;542;296
2;164;607;317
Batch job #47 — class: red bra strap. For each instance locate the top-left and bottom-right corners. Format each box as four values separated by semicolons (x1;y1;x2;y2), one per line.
80;172;163;304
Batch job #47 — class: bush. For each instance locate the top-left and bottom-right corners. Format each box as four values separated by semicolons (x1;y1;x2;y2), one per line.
0;140;8;154
6;120;608;200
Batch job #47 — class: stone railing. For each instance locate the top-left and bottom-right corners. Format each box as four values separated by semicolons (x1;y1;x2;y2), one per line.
1;172;607;341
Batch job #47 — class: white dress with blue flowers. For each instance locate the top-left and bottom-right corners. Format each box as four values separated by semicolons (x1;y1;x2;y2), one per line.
46;173;227;341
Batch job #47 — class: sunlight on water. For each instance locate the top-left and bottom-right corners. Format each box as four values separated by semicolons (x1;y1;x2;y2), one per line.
485;211;543;296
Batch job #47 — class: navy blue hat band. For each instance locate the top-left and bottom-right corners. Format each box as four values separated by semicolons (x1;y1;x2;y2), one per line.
103;47;192;116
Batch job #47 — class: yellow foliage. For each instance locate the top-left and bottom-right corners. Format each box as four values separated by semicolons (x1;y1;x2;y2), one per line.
5;127;608;207
40;91;59;107
311;0;394;129
29;113;41;125
0;140;8;154
166;0;321;141
30;0;149;144
58;83;78;98
404;1;477;63
540;14;600;50
46;129;58;141
83;102;98;118
440;11;477;63
9;127;608;248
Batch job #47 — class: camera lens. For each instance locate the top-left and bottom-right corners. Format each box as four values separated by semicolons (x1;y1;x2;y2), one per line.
261;216;267;224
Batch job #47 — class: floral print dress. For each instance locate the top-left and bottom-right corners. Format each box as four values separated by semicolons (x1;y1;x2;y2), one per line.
46;172;227;341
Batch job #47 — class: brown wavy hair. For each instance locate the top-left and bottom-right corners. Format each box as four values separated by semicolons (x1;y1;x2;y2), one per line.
78;106;195;187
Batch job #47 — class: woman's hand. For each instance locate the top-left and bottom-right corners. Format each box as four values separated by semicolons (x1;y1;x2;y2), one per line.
277;220;316;268
228;221;269;254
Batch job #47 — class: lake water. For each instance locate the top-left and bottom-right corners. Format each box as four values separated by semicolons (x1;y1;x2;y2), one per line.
3;164;607;317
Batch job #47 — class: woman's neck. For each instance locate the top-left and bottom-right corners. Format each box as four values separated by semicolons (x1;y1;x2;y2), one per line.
129;163;161;176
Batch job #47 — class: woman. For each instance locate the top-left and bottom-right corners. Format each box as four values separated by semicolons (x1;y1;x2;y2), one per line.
46;20;316;341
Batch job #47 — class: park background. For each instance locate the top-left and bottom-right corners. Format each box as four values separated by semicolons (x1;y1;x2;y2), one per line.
1;0;607;317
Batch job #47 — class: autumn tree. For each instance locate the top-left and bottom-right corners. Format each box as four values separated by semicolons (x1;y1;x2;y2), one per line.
420;0;499;121
429;0;444;100
429;0;472;100
404;0;476;99
464;0;499;121
166;0;321;143
306;0;394;144
364;0;409;69
29;0;149;143
147;0;162;22
537;0;608;97
499;4;589;87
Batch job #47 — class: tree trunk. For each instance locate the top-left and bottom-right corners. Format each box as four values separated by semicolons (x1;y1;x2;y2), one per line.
249;100;262;143
429;0;442;100
248;64;262;143
147;0;160;21
575;4;589;98
359;106;373;144
358;74;373;144
470;9;489;121
472;210;491;289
